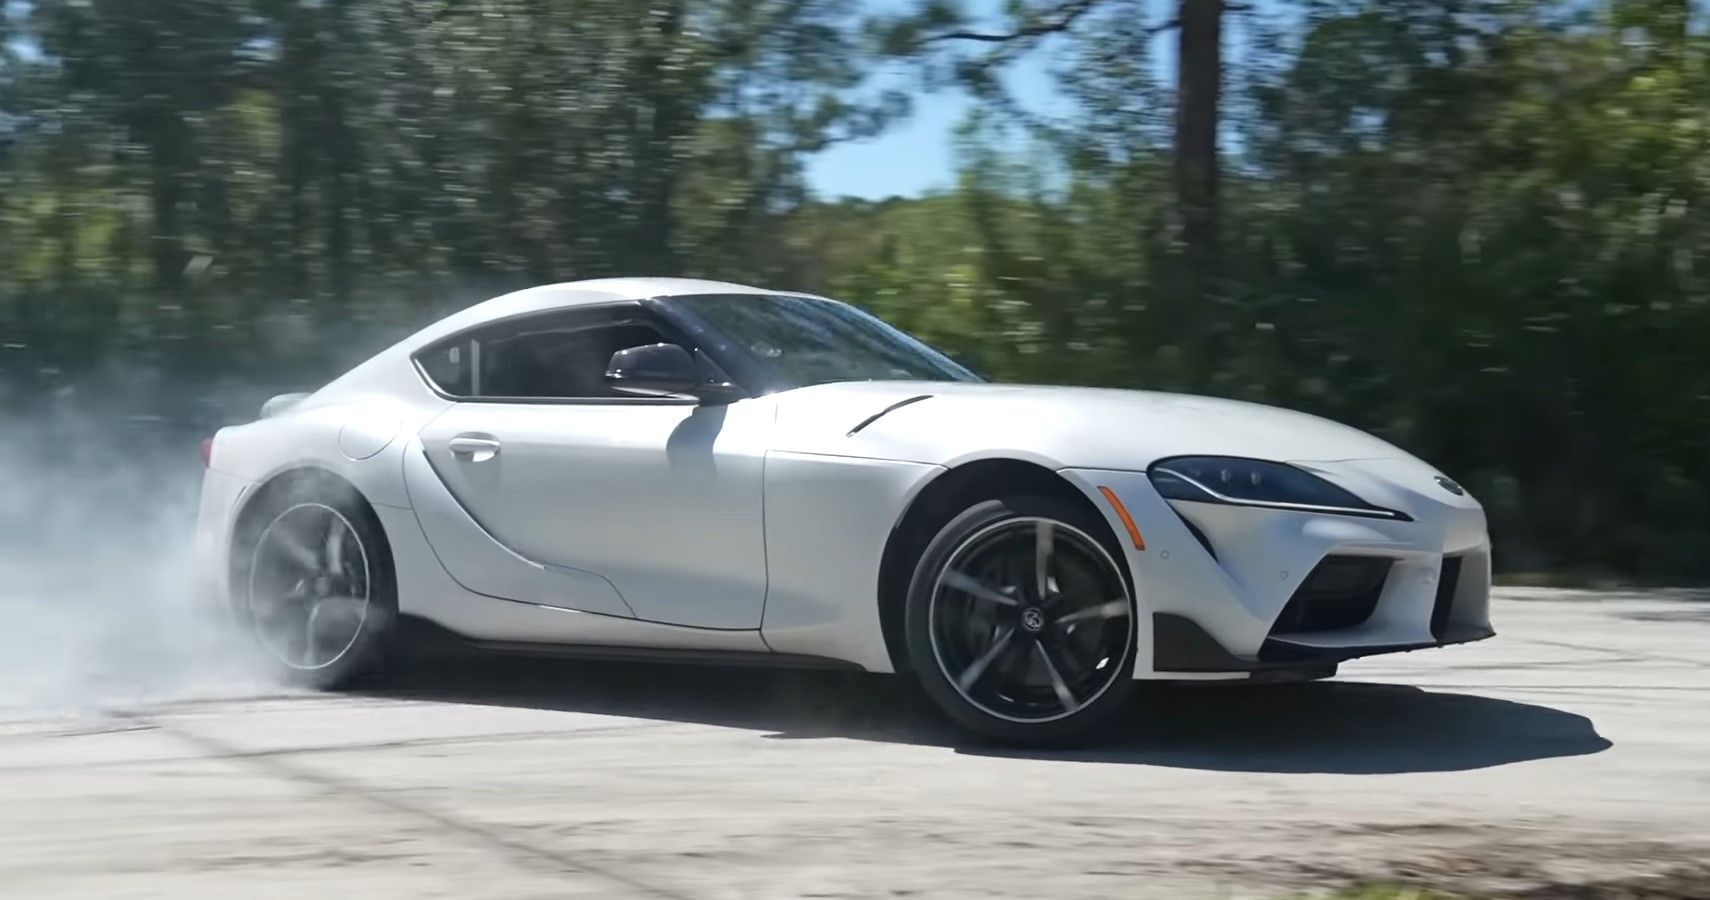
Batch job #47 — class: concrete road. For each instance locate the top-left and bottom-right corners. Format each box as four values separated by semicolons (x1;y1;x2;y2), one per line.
2;590;1708;899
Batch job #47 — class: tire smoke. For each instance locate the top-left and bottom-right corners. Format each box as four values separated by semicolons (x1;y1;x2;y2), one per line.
0;401;272;715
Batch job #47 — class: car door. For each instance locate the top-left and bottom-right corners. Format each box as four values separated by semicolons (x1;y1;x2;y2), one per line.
411;302;772;630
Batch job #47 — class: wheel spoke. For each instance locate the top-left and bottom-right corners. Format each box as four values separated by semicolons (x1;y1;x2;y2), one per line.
272;528;321;572
254;590;302;627
931;516;1131;723
303;595;366;667
957;626;1017;691
1034;641;1080;712
302;610;321;666
315;594;367;616
943;570;1019;607
324;516;345;576
1056;599;1131;627
249;503;374;671
1034;521;1054;601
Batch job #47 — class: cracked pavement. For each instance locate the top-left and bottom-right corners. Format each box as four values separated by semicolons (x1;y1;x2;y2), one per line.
2;590;1708;899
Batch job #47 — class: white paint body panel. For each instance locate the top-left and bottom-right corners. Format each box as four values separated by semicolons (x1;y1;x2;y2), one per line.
415;397;773;629
195;277;1493;677
759;452;942;672
400;439;634;618
370;503;770;653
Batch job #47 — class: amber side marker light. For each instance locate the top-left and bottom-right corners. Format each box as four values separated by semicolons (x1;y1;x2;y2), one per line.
1097;486;1146;551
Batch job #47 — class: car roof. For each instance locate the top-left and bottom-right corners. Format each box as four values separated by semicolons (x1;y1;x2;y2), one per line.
525;276;784;305
404;277;822;351
309;278;825;403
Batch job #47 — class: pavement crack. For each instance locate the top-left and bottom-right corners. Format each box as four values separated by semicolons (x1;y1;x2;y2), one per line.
1506;636;1710;670
108;709;699;900
0;722;675;775
0;722;156;741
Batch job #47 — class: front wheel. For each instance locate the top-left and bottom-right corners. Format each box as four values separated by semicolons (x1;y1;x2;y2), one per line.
904;493;1138;745
235;480;397;689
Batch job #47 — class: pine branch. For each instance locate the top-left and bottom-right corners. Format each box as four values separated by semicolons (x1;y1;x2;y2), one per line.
929;1;1180;47
927;0;1105;44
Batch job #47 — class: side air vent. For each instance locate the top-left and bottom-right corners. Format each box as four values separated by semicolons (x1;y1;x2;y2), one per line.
1270;555;1393;635
1172;508;1218;561
1429;555;1464;641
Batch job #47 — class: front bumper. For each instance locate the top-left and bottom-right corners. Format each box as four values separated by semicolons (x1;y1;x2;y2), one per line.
1062;459;1494;678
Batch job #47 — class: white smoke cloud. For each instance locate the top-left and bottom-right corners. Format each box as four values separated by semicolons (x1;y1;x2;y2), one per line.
0;401;272;716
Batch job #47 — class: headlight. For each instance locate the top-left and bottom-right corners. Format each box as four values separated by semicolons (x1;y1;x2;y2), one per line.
1149;456;1409;520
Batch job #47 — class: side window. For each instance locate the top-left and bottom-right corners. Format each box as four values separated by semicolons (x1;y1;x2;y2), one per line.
415;305;685;400
481;319;668;399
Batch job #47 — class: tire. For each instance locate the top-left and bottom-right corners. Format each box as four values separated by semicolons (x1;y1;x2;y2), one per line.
904;492;1138;745
233;477;398;689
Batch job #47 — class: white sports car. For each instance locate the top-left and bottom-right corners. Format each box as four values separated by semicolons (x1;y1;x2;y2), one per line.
196;277;1493;743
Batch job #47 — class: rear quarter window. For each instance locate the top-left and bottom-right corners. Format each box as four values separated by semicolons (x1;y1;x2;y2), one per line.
416;338;473;397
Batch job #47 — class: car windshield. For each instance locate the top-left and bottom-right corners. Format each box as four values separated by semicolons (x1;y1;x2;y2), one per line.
679;293;982;389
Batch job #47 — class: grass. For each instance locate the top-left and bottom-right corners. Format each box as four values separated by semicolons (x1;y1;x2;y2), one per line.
1306;887;1467;900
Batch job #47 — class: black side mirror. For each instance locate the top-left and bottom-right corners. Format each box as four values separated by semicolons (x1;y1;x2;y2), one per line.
606;343;741;402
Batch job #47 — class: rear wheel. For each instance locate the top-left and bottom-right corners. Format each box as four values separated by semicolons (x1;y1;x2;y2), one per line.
236;480;396;688
904;493;1138;744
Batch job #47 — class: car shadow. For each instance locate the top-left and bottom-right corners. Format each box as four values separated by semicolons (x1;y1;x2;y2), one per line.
367;654;1611;775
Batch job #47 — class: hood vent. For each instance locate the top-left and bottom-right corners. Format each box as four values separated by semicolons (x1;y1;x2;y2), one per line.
847;394;933;436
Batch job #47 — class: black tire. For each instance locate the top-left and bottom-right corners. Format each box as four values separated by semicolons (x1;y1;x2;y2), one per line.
232;476;398;690
904;492;1138;745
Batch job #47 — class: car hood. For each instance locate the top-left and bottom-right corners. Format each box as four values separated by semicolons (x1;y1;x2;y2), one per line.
767;380;1420;472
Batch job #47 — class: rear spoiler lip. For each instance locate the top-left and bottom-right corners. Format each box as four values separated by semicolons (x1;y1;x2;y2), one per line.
259;392;313;419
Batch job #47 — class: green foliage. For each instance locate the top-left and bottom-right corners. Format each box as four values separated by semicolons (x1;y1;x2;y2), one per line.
798;0;1710;577
0;0;1706;578
0;0;881;384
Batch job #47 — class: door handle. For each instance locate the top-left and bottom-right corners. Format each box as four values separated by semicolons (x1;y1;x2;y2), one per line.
447;435;501;461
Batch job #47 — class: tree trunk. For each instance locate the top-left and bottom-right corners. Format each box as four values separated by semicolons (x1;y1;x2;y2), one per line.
322;85;356;307
278;4;319;299
631;0;689;274
1173;0;1221;257
146;112;191;292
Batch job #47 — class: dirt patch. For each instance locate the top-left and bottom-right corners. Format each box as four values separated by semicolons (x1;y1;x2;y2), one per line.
1306;849;1710;900
1502;864;1710;900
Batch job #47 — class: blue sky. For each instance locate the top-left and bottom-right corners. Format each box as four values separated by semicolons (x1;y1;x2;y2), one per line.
806;0;1281;200
805;0;1103;201
803;48;1072;201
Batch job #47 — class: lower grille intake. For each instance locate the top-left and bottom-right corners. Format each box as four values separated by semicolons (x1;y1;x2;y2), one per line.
1271;555;1393;635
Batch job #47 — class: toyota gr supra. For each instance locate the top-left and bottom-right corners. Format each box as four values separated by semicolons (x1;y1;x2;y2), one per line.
195;277;1493;743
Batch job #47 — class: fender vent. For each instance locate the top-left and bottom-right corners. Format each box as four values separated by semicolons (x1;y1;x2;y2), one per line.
847;394;933;436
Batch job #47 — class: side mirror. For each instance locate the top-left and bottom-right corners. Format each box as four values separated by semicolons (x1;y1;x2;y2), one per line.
606;343;740;402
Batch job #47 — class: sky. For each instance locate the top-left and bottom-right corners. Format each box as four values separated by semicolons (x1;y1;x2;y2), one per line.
805;0;1281;201
803;50;1071;201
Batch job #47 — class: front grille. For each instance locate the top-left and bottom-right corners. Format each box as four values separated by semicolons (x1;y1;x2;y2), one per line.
1430;555;1464;641
1271;555;1393;635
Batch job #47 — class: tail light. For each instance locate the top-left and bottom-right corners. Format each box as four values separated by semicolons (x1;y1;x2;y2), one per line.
200;436;214;468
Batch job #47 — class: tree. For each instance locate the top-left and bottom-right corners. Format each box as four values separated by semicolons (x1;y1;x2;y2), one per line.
30;0;255;292
1173;0;1223;254
876;0;1235;260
